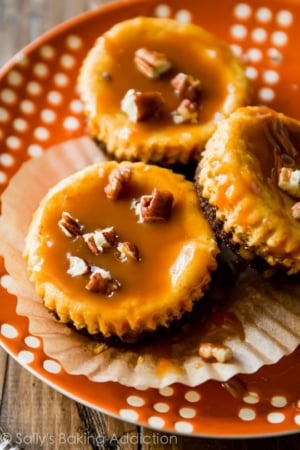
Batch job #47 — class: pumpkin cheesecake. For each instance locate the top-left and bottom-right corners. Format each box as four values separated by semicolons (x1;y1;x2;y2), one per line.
78;17;250;165
197;106;300;274
24;161;218;341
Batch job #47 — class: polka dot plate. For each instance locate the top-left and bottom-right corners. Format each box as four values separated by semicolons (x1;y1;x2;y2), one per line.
1;0;300;438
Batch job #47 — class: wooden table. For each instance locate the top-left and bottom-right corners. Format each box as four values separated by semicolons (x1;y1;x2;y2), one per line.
0;1;299;449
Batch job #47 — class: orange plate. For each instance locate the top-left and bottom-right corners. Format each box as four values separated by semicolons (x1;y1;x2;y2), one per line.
0;0;300;438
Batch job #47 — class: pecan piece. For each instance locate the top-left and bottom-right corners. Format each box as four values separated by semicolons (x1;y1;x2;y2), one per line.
171;99;199;124
67;255;90;277
171;72;202;101
83;226;117;255
104;165;132;200
134;48;172;79
278;167;300;198
133;188;174;222
86;267;121;296
198;342;233;363
58;212;84;237
222;377;248;399
117;241;141;262
121;89;164;122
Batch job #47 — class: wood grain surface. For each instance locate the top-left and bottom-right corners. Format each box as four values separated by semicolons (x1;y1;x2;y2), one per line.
0;1;299;449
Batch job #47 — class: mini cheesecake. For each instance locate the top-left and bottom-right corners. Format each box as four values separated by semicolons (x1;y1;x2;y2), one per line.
78;17;250;165
197;106;300;274
24;161;218;341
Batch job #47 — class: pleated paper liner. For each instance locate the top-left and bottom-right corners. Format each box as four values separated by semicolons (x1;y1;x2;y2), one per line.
0;137;299;388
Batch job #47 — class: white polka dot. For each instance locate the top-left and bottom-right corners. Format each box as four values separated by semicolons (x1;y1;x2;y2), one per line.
238;408;256;421
243;392;260;404
159;386;174;397
175;9;192;23
276;10;293;27
270;396;287;408
16;54;29;68
294;415;300;426
47;90;62;105
271;31;288;46
154;4;171;18
148;416;165;428
0;323;18;339
20;100;35;114
40;109;56;123
174;421;193;433
0;274;12;289
40;45;56;59
184;391;201;403
0;171;7;184
43;359;61;374
54;73;69;87
256;7;272;23
267;412;285;424
60;54;76;69
24;336;40;348
233;3;252;20
245;66;258;80
153;402;170;413
251;28;267;43
263;70;279;84
26;81;42;96
18;350;34;364
34;126;50;141
13;118;27;133
63;116;80;130
126;395;145;407
6;135;21;149
259;87;275;102
268;48;283;64
0;107;10;122
119;409;139;422
230;44;243;57
66;35;82;50
7;70;23;86
33;62;49;78
230;24;248;40
0;89;17;104
246;48;262;62
27;144;43;158
69;99;83;113
0;153;14;167
179;407;196;419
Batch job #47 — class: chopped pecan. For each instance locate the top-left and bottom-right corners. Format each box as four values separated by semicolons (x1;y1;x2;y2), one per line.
198;342;233;363
291;202;300;219
171;72;202;101
121;89;164;122
134;48;172;79
117;241;141;262
86;267;121;296
67;255;90;277
83;226;117;255
101;71;113;81
58;212;84;238
171;99;199;124
133;188;174;222
278;167;300;197
104;165;132;200
222;377;248;399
